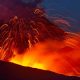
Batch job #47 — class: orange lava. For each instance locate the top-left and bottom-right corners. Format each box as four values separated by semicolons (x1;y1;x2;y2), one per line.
10;34;80;76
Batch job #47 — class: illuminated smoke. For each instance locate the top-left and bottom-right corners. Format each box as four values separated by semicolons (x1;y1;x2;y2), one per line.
0;13;65;60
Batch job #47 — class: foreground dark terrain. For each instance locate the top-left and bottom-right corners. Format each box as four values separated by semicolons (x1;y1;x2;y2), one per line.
0;60;80;80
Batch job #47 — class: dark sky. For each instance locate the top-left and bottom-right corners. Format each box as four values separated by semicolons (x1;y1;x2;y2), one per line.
42;0;80;20
21;0;80;32
41;0;80;32
21;0;80;20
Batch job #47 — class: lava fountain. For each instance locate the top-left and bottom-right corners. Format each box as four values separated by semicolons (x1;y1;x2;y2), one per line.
0;0;80;77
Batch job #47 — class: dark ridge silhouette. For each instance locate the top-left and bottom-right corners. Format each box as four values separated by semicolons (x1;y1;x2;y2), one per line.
0;60;80;80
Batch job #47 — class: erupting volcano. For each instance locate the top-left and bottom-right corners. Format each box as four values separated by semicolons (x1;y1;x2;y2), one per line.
0;0;80;79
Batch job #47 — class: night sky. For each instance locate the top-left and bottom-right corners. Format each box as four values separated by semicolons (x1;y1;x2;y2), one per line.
21;0;80;20
42;0;80;20
22;0;80;32
42;0;80;32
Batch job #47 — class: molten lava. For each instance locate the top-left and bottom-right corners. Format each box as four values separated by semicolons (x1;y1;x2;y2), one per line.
0;0;80;77
10;38;80;76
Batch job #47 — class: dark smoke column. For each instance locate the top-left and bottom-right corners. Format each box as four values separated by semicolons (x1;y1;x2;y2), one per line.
0;0;43;22
0;61;80;80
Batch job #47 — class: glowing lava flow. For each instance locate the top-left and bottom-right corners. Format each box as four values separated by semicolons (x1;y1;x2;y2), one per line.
10;36;80;76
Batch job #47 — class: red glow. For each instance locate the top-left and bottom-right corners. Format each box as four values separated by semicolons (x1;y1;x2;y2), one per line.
9;37;80;76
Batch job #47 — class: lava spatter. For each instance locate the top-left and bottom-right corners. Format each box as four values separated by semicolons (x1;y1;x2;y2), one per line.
0;12;65;60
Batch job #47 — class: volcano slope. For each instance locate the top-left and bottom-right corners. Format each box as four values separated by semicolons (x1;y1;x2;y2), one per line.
0;60;80;80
